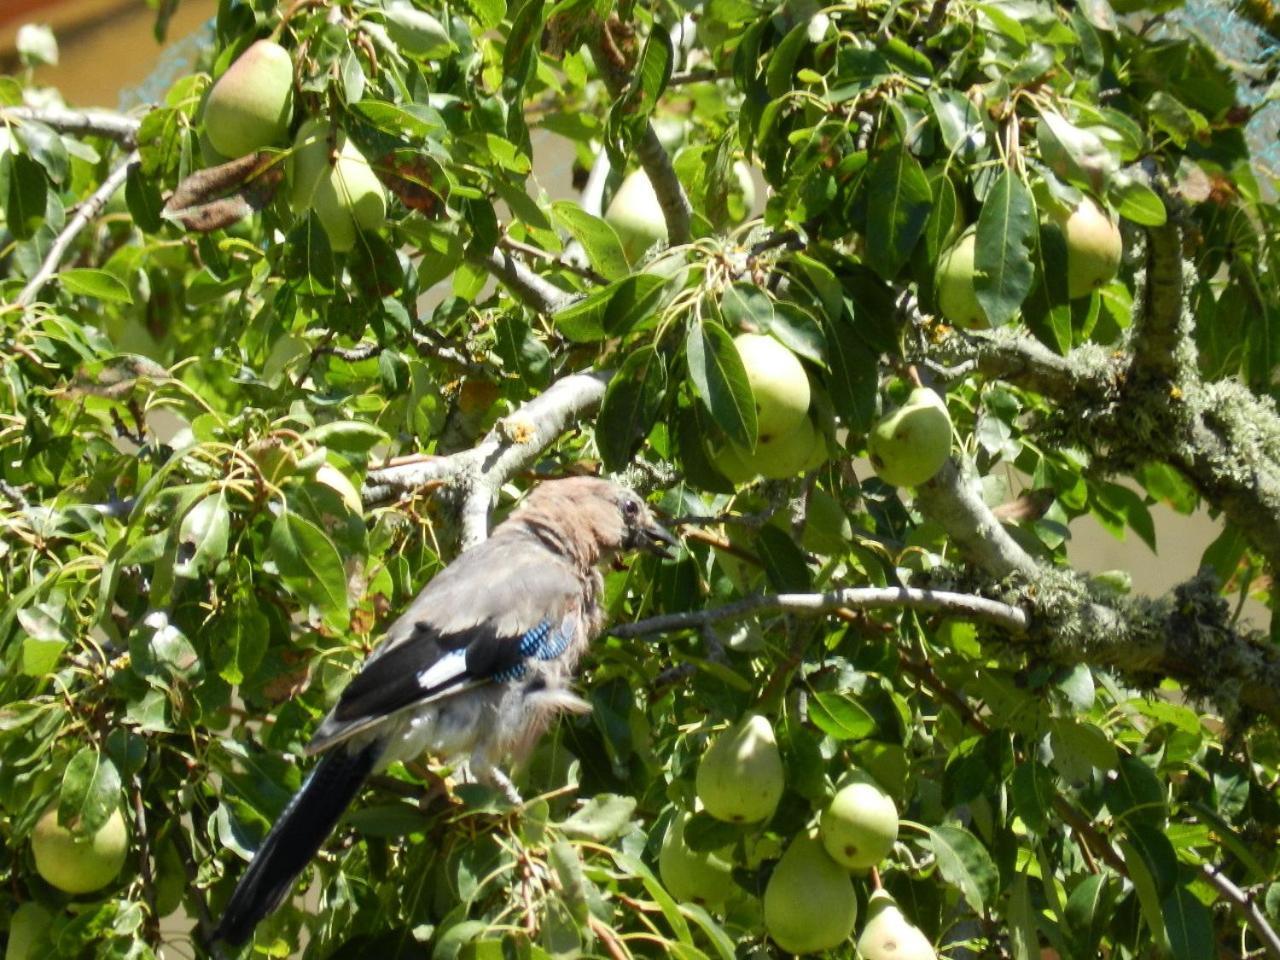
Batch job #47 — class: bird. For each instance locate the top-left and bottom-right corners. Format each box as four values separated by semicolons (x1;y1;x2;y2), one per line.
210;476;677;946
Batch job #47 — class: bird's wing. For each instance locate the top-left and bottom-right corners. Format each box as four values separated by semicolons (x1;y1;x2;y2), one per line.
305;536;583;755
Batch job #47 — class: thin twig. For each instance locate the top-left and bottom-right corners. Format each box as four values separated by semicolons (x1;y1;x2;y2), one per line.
610;586;1029;638
500;234;607;285
1202;863;1280;960
1;106;141;146
12;150;140;309
473;248;575;314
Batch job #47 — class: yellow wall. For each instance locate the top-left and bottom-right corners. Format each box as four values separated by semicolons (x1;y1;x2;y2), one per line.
5;0;219;108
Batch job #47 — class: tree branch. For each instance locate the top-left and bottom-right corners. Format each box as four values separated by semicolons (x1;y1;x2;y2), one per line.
912;457;1280;726
609;585;1030;639
473;248;576;314
1131;220;1191;382
1201;862;1280;960
363;370;611;545
915;459;1041;579
1;106;141;146
587;24;692;246
12;150;140;309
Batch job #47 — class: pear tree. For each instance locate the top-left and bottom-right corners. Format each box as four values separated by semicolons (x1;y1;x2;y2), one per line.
1;0;1280;957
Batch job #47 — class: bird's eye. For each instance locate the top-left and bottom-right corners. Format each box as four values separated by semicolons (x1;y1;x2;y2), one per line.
622;499;640;519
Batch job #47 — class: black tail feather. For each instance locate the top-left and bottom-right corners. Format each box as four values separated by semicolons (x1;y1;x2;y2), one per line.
210;740;383;947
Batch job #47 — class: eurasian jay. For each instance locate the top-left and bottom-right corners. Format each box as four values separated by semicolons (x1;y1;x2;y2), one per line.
211;477;677;946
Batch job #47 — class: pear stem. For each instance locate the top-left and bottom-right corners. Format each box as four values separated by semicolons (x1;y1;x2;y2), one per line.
869;866;883;891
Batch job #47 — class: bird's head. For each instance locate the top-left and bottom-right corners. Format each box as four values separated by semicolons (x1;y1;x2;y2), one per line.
516;477;679;564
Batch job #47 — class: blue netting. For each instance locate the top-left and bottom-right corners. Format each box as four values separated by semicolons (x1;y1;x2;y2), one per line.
1177;0;1280;181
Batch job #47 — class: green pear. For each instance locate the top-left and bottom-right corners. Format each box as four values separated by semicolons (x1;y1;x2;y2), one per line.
32;805;128;894
867;387;952;488
1057;196;1122;299
605;169;667;263
857;889;937;960
709;415;817;484
5;902;52;960
935;229;988;329
290;119;387;252
734;333;811;441
658;810;735;906
204;39;293;159
763;829;858;954
819;774;899;870
696;714;784;824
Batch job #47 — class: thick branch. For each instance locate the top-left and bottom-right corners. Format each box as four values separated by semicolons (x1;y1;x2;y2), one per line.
914;458;1280;726
915;460;1040;579
922;327;1123;405
918;311;1280;573
12;150;140;309
610;586;1030;639
587;27;692;246
363;370;611;544
1132;220;1191;382
473;249;575;314
1;106;141;146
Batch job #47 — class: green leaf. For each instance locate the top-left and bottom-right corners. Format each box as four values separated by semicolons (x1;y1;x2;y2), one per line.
268;512;350;630
210;601;269;687
1111;178;1167;226
302;420;388;454
864;143;933;281
174;490;230;579
1008;873;1038;960
1163;885;1213;960
807;691;875;741
4;152;48;239
596;346;667;471
925;824;998;912
559;794;637;841
1124;822;1178;897
553;273;666;342
606;27;674;158
1104;754;1167;828
1010;761;1056;834
974;169;1037;325
1119;836;1172;954
1023;219;1072;353
552;201;629;281
59;746;122;836
686;319;757;448
755;524;811;592
822;315;878;434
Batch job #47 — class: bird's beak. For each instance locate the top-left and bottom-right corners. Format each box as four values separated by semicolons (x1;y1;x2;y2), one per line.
639;518;680;558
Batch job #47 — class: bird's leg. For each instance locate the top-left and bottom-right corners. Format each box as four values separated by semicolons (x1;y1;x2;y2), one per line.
470;751;523;805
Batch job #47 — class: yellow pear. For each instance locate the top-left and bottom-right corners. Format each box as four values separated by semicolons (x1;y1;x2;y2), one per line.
868;387;952;488
763;829;858;954
605;169;667;263
935;230;988;329
1057;196;1122;299
819;774;899;870
290;119;387;252
696;714;784;824
5;902;52;960
734;333;811;442
708;415;817;484
203;39;293;158
658;810;735;906
32;805;128;894
857;889;937;960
